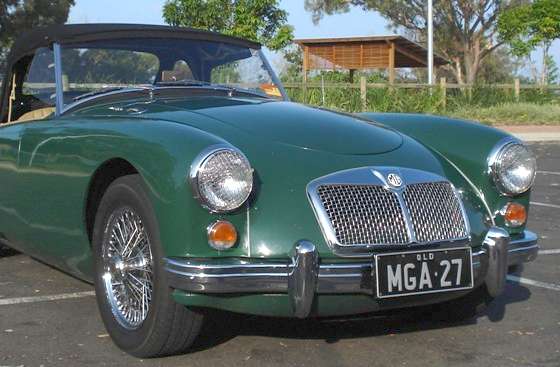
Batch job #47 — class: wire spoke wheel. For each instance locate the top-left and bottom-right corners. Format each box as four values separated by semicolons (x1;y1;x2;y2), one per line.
101;207;153;330
93;175;203;357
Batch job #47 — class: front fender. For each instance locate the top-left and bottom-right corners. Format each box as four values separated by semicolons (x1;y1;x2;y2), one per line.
71;118;253;261
14;115;249;280
358;112;531;235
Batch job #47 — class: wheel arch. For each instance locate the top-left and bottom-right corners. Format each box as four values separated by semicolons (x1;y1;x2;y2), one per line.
77;119;253;259
84;157;140;244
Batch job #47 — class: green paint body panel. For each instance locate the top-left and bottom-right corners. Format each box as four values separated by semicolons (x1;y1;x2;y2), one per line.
357;112;530;235
0;96;531;316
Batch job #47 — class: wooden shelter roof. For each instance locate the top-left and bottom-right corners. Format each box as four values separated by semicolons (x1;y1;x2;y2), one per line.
295;35;448;69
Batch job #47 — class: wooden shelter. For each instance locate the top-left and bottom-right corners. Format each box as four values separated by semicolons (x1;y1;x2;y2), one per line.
295;35;448;83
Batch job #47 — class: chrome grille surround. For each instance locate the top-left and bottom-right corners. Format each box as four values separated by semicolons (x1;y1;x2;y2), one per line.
307;167;470;257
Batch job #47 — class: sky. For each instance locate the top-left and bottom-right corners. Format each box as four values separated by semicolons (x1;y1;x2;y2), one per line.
67;0;559;78
67;1;389;37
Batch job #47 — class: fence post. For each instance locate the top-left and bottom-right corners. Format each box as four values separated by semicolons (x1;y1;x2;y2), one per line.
360;76;367;111
303;45;309;103
388;42;396;85
321;75;325;105
62;74;69;92
440;77;446;109
514;78;520;102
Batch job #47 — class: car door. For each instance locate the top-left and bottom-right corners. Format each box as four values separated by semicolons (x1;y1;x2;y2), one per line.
0;121;26;249
0;46;93;276
15;115;95;274
0;47;58;255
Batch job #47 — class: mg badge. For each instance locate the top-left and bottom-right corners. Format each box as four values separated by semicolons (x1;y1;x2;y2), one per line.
387;173;403;187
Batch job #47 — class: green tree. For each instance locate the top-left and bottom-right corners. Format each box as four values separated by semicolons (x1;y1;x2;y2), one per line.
412;46;520;84
304;0;525;85
475;48;522;84
498;0;560;85
280;44;303;82
62;49;160;85
0;0;74;75
546;55;559;85
162;0;294;51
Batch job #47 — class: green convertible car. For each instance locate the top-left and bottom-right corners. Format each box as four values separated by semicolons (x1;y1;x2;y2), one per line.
0;24;539;357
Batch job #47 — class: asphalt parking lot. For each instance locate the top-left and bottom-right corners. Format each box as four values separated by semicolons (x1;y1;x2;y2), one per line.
0;142;559;367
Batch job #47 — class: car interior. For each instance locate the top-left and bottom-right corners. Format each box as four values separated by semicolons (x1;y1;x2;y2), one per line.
1;52;56;125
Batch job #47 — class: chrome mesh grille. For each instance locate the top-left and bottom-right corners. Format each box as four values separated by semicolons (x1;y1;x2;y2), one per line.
317;185;410;246
315;181;468;247
403;182;468;243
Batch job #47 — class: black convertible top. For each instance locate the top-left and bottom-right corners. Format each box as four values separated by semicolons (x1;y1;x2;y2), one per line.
9;23;261;62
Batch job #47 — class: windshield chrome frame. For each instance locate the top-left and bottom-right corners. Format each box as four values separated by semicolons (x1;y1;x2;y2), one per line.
258;49;289;102
52;42;289;116
53;43;64;117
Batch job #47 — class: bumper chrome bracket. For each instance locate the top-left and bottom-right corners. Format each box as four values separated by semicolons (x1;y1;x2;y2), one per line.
483;227;510;297
288;241;319;318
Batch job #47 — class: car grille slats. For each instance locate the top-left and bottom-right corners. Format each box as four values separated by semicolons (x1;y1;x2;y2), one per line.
315;181;468;247
403;182;469;243
317;185;409;246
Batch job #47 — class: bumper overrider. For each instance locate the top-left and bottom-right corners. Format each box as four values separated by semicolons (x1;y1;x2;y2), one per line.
164;228;538;318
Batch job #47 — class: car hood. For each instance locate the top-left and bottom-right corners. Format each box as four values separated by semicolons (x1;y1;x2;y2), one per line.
143;97;403;155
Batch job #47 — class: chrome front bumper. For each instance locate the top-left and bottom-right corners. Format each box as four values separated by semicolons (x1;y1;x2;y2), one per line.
165;229;538;318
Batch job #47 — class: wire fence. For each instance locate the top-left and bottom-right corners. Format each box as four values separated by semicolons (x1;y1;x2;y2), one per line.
284;78;560;113
2;77;559;115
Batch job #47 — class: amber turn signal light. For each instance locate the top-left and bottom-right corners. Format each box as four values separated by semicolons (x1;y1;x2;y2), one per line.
502;202;527;228
207;220;238;250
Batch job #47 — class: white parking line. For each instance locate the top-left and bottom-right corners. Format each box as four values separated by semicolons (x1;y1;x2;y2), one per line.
0;291;95;306
537;171;560;176
531;202;560;209
539;249;560;255
507;275;560;292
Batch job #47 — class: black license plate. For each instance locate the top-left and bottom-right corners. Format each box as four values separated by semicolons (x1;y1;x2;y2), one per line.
375;247;473;299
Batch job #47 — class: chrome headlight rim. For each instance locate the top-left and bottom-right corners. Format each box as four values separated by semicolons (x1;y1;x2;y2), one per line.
488;137;536;196
189;144;254;213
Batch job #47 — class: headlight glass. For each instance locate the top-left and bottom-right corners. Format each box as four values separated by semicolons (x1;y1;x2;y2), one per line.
490;141;536;195
191;147;253;212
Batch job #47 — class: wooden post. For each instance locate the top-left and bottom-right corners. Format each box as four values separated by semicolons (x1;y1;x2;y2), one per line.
360;76;367;111
332;45;336;70
349;69;355;83
321;74;326;105
302;45;309;103
62;74;69;92
514;78;520;102
388;42;395;85
440;77;446;109
360;44;364;69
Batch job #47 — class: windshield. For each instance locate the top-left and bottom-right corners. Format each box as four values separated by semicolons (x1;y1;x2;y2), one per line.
58;37;285;108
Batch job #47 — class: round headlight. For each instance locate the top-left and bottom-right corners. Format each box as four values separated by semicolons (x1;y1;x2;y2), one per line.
190;145;253;212
489;140;536;196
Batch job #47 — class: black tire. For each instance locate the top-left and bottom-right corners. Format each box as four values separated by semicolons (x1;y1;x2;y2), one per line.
508;264;523;274
0;242;17;257
428;285;494;322
92;174;203;358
